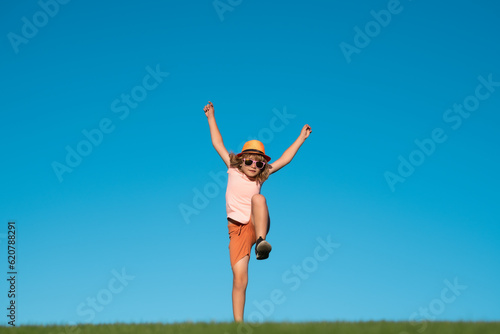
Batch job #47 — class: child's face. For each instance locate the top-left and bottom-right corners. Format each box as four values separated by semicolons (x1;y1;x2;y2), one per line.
240;154;265;179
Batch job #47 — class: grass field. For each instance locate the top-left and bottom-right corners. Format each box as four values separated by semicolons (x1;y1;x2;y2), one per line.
3;321;500;334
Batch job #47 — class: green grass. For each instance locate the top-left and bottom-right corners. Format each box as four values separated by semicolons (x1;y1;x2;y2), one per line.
3;321;499;334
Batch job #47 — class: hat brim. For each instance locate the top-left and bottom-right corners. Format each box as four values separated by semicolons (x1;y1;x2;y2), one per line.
237;149;271;162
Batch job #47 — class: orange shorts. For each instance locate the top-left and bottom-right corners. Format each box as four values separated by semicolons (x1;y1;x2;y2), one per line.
228;219;256;268
228;217;270;268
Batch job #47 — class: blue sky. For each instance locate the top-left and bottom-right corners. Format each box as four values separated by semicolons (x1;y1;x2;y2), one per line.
1;0;499;326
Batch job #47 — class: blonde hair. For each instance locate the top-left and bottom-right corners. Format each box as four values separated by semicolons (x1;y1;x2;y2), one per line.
229;152;270;185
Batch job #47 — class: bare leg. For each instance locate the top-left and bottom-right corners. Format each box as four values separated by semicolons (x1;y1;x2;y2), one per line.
232;255;249;322
251;194;269;239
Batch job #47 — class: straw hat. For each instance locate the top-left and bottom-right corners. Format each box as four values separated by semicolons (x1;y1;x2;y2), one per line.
236;140;271;162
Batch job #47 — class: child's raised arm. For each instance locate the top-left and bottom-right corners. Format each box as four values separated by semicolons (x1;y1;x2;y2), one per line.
204;101;230;168
269;124;312;174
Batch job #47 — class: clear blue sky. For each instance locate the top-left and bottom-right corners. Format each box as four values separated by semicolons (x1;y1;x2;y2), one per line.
1;0;499;326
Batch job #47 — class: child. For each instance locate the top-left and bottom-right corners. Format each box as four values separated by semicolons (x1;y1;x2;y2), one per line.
203;101;312;322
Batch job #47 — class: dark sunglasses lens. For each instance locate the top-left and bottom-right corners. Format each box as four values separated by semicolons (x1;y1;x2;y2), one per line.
244;160;253;166
256;161;265;169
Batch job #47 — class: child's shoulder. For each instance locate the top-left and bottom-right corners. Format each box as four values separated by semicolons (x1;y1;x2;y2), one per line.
228;166;242;176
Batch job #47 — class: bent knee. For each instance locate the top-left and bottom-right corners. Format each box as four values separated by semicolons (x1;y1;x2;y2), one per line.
251;194;266;205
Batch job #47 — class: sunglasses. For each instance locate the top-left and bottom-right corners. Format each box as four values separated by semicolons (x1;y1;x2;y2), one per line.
243;159;266;169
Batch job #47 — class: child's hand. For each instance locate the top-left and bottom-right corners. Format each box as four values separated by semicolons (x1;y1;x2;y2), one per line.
300;124;312;140
203;101;214;118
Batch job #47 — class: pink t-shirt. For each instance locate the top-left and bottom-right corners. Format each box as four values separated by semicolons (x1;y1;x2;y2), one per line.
226;167;261;224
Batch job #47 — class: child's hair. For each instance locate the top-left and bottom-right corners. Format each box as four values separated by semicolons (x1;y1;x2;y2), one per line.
229;152;271;185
